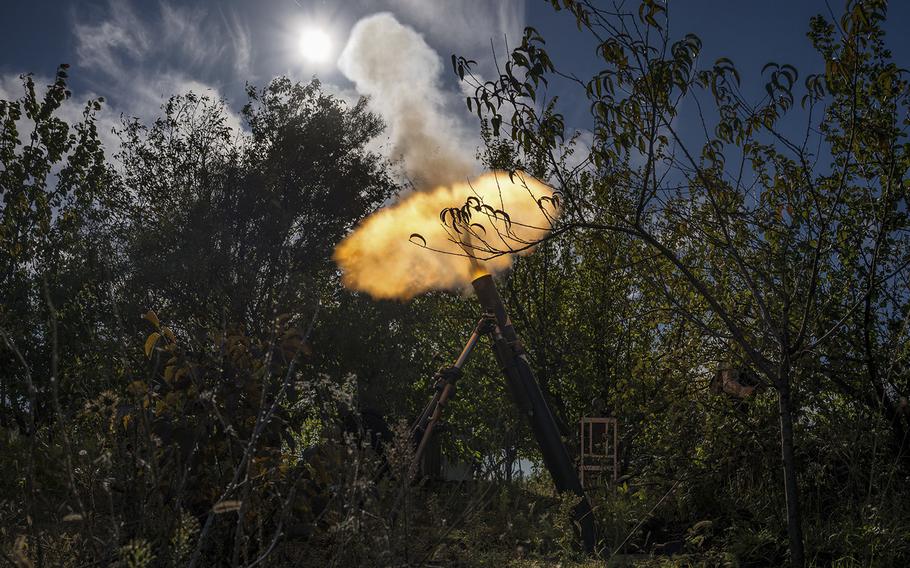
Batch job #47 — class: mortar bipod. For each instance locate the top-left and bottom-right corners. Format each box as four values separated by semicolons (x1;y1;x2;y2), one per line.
406;287;598;555
409;314;496;474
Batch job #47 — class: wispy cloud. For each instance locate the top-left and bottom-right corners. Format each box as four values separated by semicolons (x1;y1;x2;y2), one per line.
71;0;248;138
219;7;254;80
74;1;150;73
74;0;254;80
159;2;226;68
385;0;525;64
63;0;526;165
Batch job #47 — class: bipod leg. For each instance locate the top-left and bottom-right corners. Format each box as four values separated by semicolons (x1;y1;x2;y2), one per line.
408;315;495;479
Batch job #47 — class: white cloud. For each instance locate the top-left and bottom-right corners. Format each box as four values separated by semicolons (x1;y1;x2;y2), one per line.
385;0;524;64
219;8;253;79
319;81;361;108
62;0;528;177
74;1;150;73
563;129;595;176
74;0;250;80
159;3;226;68
0;73;24;102
72;0;247;142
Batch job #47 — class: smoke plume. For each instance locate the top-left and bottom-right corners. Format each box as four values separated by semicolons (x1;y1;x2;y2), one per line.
333;171;559;300
334;15;561;300
337;12;474;187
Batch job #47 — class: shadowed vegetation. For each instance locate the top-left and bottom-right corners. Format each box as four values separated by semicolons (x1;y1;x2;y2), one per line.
2;1;910;566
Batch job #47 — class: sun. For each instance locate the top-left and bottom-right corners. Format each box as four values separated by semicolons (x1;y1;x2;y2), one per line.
299;26;333;64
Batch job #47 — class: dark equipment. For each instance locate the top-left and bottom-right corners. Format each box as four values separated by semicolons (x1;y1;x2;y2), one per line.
409;274;598;553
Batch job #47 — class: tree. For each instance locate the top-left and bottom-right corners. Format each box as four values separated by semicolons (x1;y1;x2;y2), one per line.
108;77;401;564
1;64;120;421
454;0;910;564
1;71;405;566
117;77;396;341
0;67;123;562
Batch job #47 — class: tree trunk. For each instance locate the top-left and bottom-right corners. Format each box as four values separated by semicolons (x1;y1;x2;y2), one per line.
777;368;805;567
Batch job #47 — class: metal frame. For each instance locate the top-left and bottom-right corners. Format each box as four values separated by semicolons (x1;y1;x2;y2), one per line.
578;416;618;488
406;274;598;553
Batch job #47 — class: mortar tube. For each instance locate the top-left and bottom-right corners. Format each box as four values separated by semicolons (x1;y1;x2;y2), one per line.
471;274;597;553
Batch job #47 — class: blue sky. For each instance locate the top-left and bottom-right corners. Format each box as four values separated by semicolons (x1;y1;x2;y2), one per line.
2;1;909;160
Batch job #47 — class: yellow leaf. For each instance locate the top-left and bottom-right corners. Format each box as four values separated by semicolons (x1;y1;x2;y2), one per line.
13;535;32;568
212;500;242;514
142;310;160;329
144;332;161;358
162;326;176;342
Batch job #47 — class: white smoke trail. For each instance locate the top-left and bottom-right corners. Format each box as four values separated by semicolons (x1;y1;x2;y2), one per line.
337;12;475;188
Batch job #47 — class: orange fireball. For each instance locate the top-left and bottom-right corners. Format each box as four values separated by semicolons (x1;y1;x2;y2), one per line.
334;171;560;300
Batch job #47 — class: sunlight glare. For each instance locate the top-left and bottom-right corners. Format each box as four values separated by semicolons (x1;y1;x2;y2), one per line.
299;26;333;64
